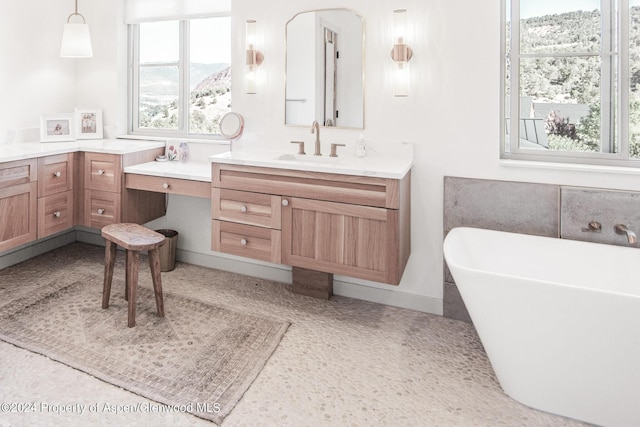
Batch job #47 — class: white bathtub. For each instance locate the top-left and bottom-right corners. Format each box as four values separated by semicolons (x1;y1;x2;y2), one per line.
443;227;640;427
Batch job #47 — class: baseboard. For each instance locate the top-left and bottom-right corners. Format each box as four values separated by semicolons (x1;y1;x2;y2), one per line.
178;248;442;315
333;279;443;314
0;231;76;270
74;226;105;246
176;248;293;284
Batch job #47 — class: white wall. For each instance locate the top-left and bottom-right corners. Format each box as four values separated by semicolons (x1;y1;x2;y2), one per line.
4;0;640;315
0;1;76;138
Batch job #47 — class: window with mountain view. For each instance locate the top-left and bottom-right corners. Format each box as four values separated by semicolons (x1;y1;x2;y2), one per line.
503;0;640;166
130;16;231;137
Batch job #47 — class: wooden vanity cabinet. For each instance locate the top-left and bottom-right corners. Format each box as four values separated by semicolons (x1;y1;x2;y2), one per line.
211;163;411;285
37;153;74;238
0;159;37;251
79;150;166;229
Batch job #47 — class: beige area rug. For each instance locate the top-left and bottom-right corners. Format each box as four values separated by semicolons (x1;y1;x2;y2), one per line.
0;266;289;424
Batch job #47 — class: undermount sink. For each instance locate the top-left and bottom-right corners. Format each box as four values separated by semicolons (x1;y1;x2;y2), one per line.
274;153;341;163
209;144;413;179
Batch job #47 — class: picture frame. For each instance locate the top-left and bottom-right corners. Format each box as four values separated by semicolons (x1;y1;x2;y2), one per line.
40;114;75;142
75;107;103;139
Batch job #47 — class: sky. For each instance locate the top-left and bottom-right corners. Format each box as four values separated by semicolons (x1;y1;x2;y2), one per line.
520;0;600;19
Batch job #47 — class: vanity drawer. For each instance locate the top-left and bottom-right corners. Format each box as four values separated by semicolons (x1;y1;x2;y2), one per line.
38;154;73;197
0;159;37;190
85;153;121;193
126;173;210;198
211;220;281;264
84;190;121;228
212;163;399;209
38;191;73;238
212;188;281;229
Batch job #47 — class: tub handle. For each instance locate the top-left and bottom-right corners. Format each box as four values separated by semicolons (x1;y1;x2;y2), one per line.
581;221;601;232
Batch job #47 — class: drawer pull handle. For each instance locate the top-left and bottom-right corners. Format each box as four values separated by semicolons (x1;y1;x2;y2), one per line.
97;208;105;215
240;238;248;246
53;211;61;218
163;183;170;189
240;205;248;213
53;171;61;177
97;169;105;175
282;199;289;207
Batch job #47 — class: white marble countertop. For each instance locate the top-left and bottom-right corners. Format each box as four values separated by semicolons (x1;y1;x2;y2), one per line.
0;139;166;162
208;143;413;179
124;160;211;182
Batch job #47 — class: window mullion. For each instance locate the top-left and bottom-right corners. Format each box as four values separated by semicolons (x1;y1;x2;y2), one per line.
130;24;140;133
601;0;615;153
620;0;631;158
180;20;190;134
509;0;522;153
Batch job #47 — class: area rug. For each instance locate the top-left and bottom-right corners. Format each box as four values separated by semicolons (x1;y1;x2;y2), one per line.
0;273;289;424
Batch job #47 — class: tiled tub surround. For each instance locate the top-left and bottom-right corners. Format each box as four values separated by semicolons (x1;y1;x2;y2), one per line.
443;176;640;322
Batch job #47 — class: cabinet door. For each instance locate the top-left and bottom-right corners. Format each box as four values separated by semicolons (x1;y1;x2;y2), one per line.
0;182;37;252
282;197;400;284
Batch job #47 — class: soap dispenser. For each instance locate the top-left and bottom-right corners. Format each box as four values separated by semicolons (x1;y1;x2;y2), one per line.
356;134;367;157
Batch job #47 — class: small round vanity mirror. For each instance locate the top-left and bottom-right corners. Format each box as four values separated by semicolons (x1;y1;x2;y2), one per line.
219;112;244;141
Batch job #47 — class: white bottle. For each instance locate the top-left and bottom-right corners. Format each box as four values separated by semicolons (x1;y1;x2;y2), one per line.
356;134;367;157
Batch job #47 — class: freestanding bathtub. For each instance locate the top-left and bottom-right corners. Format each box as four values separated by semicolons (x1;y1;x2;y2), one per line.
443;227;640;427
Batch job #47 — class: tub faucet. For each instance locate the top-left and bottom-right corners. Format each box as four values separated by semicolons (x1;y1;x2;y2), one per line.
614;224;638;245
311;120;321;156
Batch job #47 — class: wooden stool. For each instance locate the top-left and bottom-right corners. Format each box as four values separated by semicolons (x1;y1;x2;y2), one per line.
101;223;166;327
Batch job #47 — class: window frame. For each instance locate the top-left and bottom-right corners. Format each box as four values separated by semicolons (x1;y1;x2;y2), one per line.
501;0;639;167
127;14;231;140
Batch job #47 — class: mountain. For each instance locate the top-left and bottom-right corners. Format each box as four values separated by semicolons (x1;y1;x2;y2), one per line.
194;66;231;93
190;63;229;90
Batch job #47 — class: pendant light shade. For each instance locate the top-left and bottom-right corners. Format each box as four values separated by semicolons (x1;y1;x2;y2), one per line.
60;0;93;58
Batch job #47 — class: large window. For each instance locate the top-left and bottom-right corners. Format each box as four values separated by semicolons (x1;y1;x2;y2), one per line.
129;16;231;138
502;0;640;166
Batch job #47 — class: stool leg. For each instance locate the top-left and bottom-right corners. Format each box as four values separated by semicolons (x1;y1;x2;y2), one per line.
102;240;117;309
127;250;139;328
148;248;165;318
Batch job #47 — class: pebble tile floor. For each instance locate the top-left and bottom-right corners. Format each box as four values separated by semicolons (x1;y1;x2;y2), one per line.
0;243;590;426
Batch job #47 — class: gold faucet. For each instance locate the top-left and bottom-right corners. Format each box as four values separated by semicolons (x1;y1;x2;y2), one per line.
614;224;638;245
311;120;321;156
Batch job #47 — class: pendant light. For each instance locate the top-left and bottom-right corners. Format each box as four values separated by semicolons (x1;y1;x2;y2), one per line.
60;0;93;58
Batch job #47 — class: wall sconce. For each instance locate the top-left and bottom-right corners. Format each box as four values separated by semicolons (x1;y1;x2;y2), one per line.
390;9;412;97
245;20;264;94
60;0;93;58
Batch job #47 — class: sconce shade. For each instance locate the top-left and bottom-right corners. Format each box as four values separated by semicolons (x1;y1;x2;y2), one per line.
60;22;93;58
245;19;262;94
391;9;412;97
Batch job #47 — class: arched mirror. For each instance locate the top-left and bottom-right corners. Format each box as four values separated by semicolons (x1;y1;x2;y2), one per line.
285;9;364;129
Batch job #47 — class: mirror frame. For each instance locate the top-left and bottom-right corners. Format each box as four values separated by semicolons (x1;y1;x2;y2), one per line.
219;112;245;141
284;8;365;129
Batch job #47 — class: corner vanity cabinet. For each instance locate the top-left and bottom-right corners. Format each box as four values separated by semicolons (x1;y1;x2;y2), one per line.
79;151;165;228
0;144;165;254
0;159;38;251
211;163;411;285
